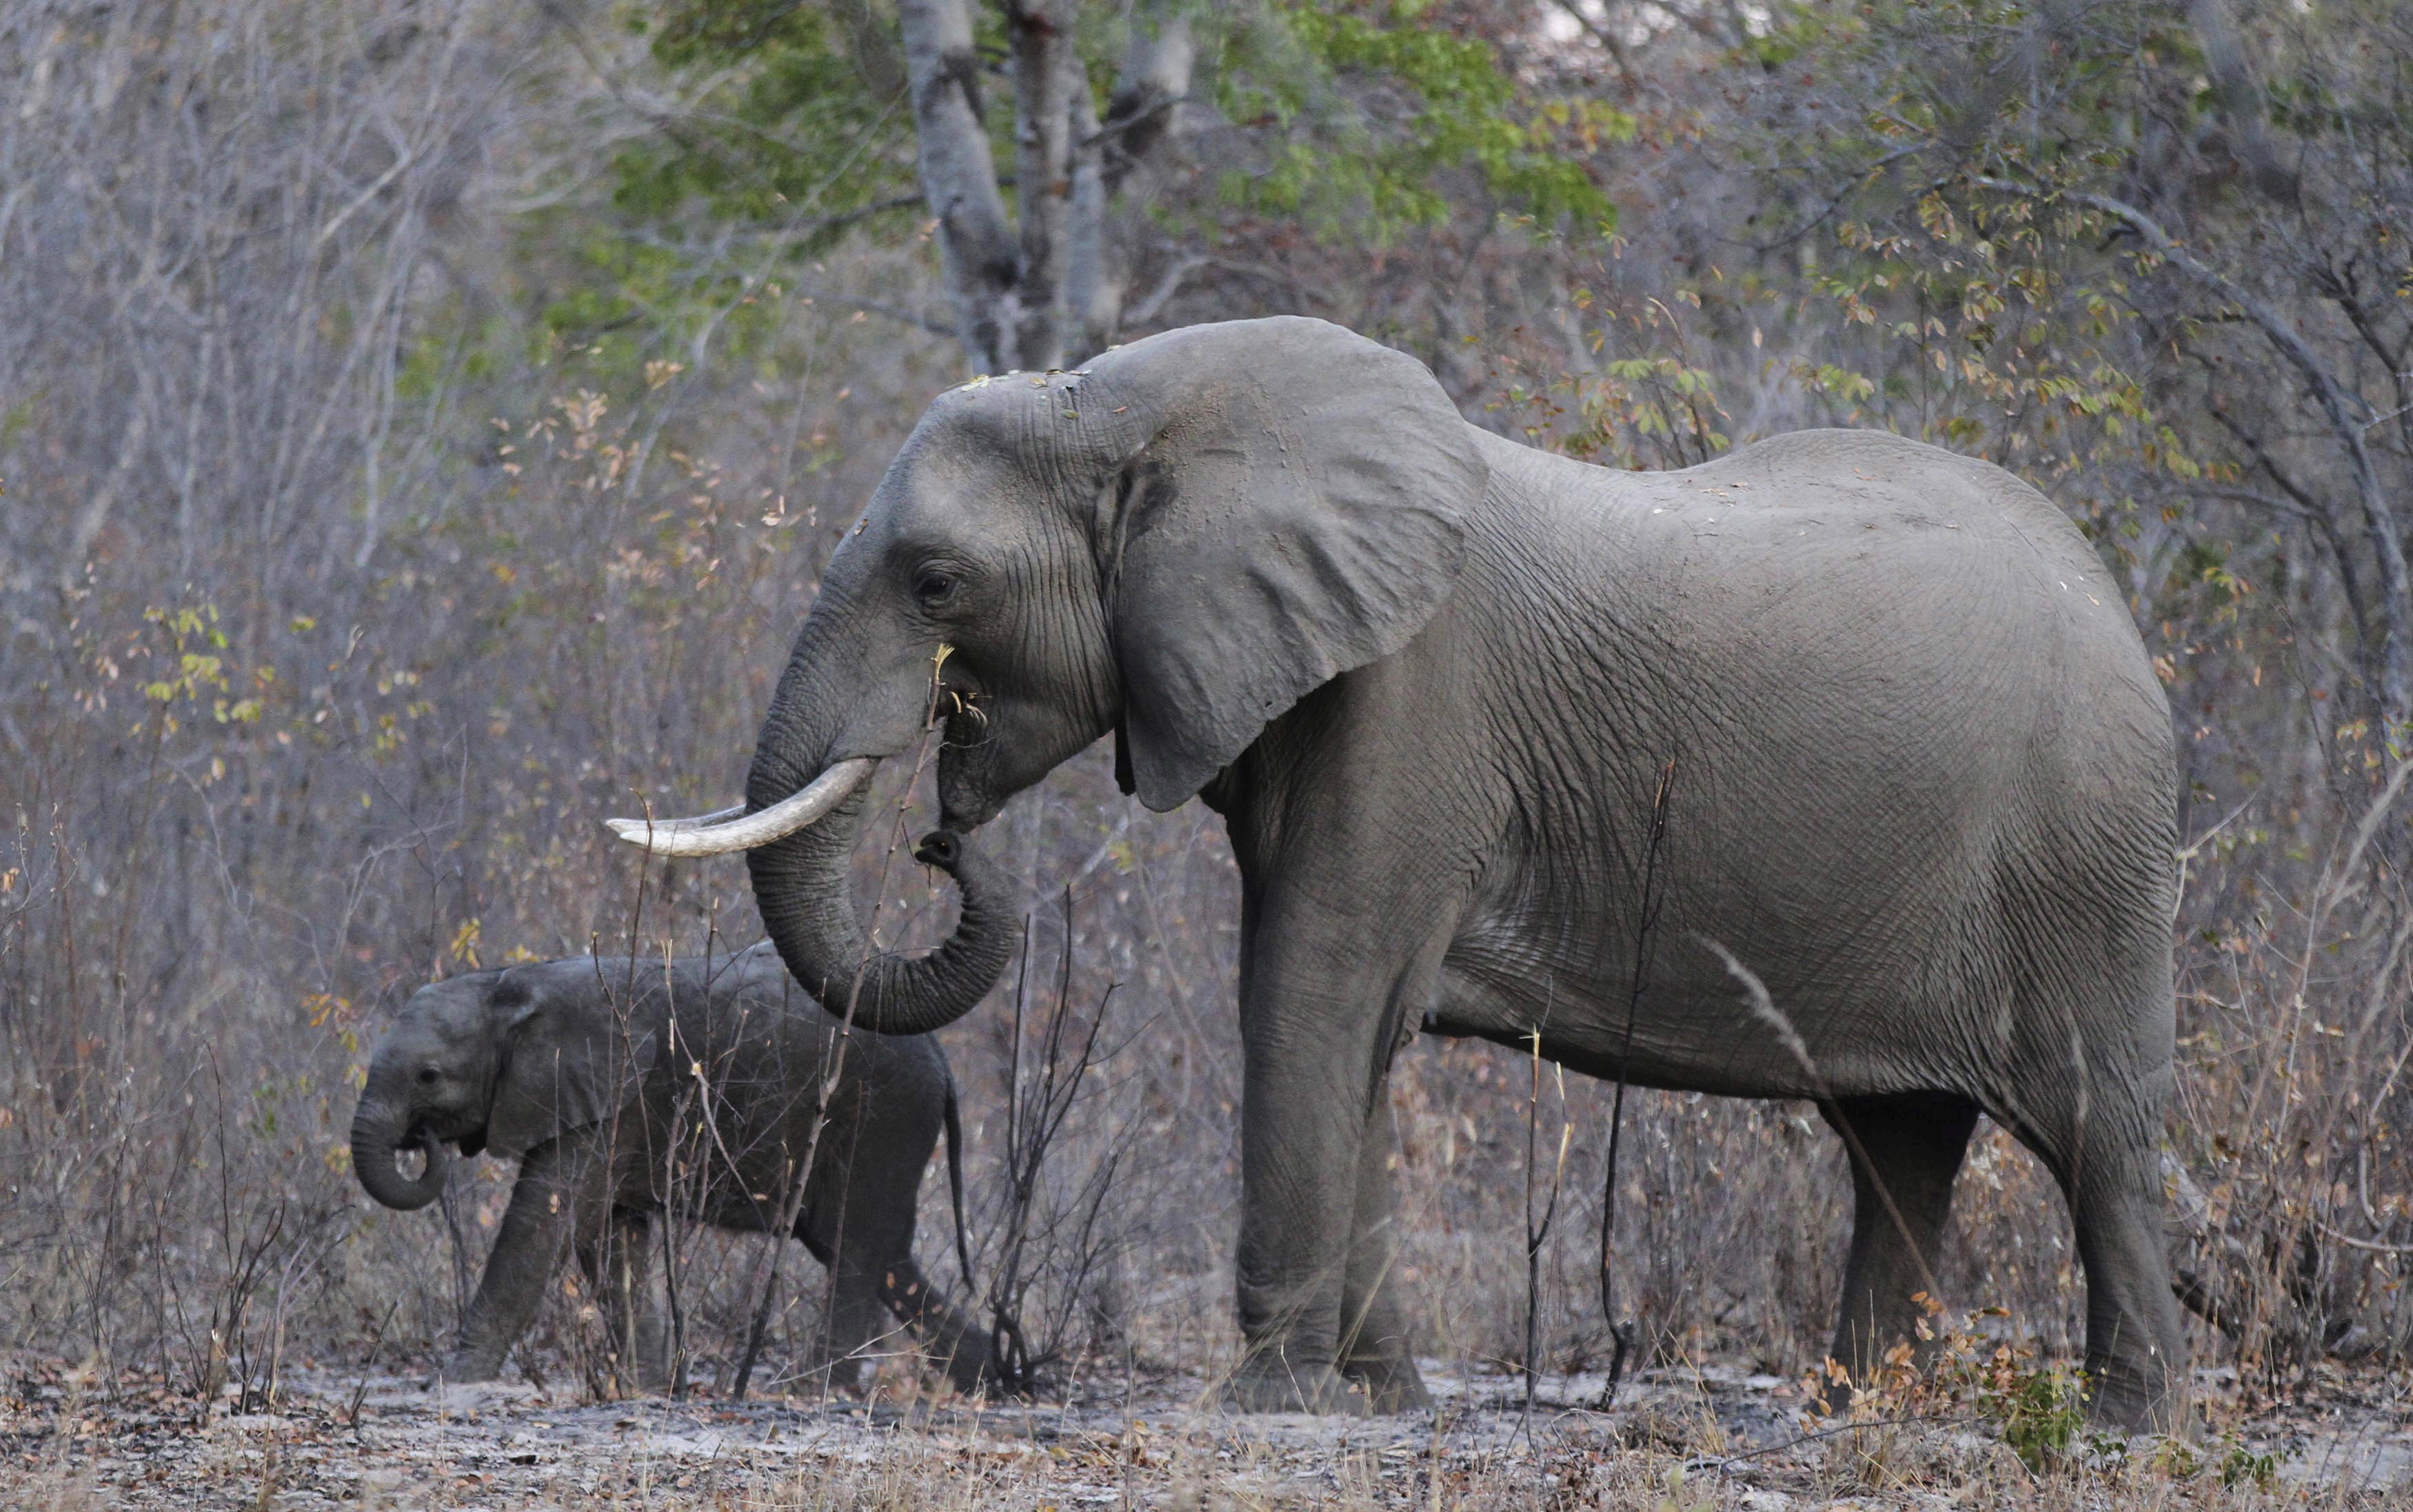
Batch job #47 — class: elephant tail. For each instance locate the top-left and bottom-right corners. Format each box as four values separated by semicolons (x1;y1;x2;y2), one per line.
944;1069;976;1299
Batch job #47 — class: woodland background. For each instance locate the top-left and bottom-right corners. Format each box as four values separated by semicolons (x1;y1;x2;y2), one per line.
1;0;2411;1433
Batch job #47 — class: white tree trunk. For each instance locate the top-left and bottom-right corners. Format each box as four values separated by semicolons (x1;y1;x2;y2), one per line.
1102;9;1191;193
1008;0;1076;370
896;0;1193;373
1064;81;1114;350
897;0;1020;373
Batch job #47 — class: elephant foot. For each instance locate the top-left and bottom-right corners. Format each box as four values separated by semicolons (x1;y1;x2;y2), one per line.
802;1350;871;1396
2083;1360;2188;1440
1224;1355;1373;1416
1341;1353;1430;1413
436;1349;505;1386
935;1345;1004;1400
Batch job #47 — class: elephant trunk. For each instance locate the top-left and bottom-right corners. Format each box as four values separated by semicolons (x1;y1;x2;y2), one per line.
745;782;1015;1038
350;1100;449;1211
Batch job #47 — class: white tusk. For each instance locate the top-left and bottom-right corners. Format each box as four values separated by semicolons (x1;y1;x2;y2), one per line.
604;758;877;857
641;803;749;829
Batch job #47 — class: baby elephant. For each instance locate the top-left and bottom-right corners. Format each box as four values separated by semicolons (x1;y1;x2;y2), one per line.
350;940;997;1394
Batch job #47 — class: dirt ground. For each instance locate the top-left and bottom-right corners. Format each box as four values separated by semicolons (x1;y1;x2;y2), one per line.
5;1351;2412;1511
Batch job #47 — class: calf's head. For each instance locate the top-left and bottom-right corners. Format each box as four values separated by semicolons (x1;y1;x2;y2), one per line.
350;964;660;1210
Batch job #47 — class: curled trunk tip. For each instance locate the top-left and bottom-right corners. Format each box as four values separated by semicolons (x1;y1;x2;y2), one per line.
747;780;1017;1037
351;1109;449;1211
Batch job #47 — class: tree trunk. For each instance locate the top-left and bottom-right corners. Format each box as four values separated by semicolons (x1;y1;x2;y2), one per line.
1064;81;1113;351
898;0;1019;374
896;0;1193;374
1008;0;1076;372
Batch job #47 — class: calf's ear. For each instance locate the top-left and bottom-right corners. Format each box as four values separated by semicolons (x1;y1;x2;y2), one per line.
485;969;660;1162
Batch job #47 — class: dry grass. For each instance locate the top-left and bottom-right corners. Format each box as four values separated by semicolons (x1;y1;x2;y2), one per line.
1;1347;2405;1511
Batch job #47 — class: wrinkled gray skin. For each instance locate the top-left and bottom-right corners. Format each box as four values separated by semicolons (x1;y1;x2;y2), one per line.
350;935;1002;1395
743;317;2185;1431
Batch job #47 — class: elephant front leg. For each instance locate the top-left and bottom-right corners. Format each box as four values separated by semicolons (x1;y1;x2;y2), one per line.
1228;987;1406;1414
1220;790;1464;1417
446;1146;590;1382
1337;1094;1428;1411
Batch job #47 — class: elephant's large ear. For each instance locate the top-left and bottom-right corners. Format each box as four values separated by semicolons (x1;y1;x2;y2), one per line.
1081;318;1486;811
484;968;660;1162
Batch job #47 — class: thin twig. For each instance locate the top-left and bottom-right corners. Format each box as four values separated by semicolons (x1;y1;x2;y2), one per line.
1599;757;1675;1407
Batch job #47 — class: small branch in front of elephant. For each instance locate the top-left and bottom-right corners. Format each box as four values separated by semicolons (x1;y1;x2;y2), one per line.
980;891;1113;1395
728;981;825;1401
744;720;940;1400
434;1181;476;1365
343;1300;402;1440
1522;1022;1573;1433
657;1047;701;1400
603;808;675;1392
661;943;750;1400
1599;757;1675;1409
727;1149;805;1400
1699;936;1939;1311
602;787;799;1401
582;946;651;1395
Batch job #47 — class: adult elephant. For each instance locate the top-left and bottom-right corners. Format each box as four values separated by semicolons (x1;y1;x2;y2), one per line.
612;318;2185;1431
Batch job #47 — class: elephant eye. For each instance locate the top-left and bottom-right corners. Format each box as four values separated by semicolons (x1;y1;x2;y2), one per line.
913;568;958;607
417;1067;441;1086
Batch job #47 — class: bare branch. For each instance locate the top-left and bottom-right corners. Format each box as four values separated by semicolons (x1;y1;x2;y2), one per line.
1123;252;1207;329
1979;174;2413;722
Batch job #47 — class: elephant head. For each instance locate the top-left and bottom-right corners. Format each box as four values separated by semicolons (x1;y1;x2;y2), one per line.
610;318;1486;1034
350;963;663;1209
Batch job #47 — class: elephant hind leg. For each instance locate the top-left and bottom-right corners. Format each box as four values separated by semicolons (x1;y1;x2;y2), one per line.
578;1206;667;1393
1992;1009;2188;1431
796;1209;897;1393
2064;1149;2189;1433
878;1257;1000;1396
2007;1107;2188;1435
1820;1093;1979;1402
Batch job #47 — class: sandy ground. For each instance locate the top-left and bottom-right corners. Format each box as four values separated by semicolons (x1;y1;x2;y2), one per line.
4;1353;2412;1509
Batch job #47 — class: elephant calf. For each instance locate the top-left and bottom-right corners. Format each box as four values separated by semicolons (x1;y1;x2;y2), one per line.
351;937;997;1394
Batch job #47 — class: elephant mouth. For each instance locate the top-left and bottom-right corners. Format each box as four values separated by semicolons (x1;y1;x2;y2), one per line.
936;712;1002;830
408;1116;486;1160
392;1125;442;1170
392;1116;485;1162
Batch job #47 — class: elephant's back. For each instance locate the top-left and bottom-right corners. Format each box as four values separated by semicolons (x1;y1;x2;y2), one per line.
706;947;954;1095
1447;426;2174;1089
1686;428;2169;790
1473;426;2165;754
